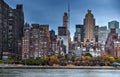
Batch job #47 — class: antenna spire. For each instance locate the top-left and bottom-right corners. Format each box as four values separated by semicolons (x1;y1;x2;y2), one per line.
68;0;70;30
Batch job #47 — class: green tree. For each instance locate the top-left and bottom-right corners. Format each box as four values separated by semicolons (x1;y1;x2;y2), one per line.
0;60;4;64
7;58;15;64
85;53;92;57
116;58;120;63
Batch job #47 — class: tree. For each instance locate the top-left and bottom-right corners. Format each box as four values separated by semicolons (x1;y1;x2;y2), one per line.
101;54;115;65
71;56;76;61
116;58;120;63
84;56;92;61
85;53;92;57
44;56;49;62
7;58;15;64
49;55;59;65
58;54;66;61
0;60;4;64
101;54;109;62
109;56;115;63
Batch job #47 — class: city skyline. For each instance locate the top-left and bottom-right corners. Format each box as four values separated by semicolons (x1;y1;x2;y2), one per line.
5;0;120;38
1;0;120;65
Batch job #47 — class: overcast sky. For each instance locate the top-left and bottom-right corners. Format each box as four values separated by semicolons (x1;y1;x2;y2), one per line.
5;0;120;39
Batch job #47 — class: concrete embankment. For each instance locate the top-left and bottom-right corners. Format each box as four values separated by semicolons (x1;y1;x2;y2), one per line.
0;65;120;69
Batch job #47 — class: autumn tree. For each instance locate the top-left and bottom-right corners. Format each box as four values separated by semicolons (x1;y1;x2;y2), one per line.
49;55;59;65
84;56;92;61
109;56;115;63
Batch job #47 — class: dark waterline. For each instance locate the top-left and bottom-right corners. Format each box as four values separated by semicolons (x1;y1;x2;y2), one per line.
0;69;120;77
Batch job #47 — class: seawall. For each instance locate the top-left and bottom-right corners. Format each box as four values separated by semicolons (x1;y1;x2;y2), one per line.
0;65;120;69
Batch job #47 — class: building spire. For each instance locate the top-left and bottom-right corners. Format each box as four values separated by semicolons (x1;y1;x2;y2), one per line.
68;0;70;30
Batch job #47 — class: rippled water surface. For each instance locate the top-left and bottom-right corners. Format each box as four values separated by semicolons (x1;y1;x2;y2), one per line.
0;69;120;77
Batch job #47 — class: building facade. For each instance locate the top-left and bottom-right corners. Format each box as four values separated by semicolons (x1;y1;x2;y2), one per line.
22;24;50;59
83;10;95;44
94;26;99;42
58;27;67;36
63;12;68;33
57;12;71;54
105;29;118;55
98;26;108;45
113;41;120;58
22;23;30;59
74;24;84;43
49;30;58;55
108;20;119;29
0;0;24;60
57;36;68;54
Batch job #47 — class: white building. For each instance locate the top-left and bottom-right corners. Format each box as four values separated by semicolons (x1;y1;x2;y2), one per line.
57;36;69;54
98;26;108;45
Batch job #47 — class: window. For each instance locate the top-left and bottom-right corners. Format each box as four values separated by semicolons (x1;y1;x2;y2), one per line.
9;26;12;30
9;13;13;17
0;20;2;23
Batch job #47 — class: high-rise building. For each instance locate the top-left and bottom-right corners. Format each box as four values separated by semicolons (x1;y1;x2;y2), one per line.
49;30;57;55
63;12;68;31
58;27;67;36
108;20;119;29
57;36;68;54
83;10;95;44
94;26;99;42
22;24;50;59
0;0;24;60
74;24;84;42
98;26;108;45
0;0;10;59
50;30;56;40
63;12;71;50
105;29;118;55
22;23;30;59
57;12;71;54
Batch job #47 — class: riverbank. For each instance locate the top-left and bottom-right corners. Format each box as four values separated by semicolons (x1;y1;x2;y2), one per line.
0;64;120;69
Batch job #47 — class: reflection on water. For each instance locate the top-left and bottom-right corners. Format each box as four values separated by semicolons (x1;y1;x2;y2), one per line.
0;69;120;77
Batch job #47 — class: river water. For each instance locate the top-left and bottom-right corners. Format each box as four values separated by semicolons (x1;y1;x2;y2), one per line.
0;69;120;77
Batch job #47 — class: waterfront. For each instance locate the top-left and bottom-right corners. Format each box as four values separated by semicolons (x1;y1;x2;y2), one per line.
0;69;120;77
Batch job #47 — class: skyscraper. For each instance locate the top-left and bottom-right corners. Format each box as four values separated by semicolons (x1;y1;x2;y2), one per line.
50;29;56;40
63;12;68;30
63;12;71;51
49;30;57;55
108;20;119;29
105;29;118;55
22;24;50;59
98;26;108;45
0;0;24;60
58;27;67;36
57;12;71;54
22;23;30;59
94;26;99;42
84;10;95;44
74;24;84;42
0;0;10;59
